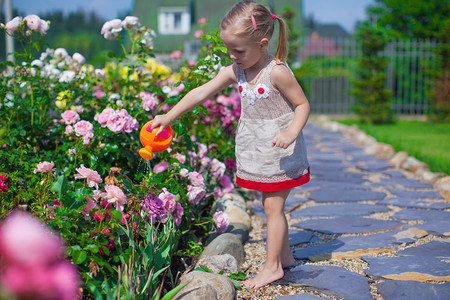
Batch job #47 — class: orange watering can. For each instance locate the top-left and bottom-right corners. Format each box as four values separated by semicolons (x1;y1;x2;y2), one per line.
139;120;173;160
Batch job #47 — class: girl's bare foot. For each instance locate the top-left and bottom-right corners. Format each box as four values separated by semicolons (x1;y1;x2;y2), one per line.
258;255;295;271
243;264;284;289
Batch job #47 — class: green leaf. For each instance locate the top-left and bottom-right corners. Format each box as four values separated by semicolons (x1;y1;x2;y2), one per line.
85;244;99;253
109;209;122;221
51;175;68;197
228;271;246;280
160;283;187;300
230;278;242;290
73;250;87;264
193;265;212;273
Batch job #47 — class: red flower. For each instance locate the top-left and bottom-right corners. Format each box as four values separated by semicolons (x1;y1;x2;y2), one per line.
0;175;8;181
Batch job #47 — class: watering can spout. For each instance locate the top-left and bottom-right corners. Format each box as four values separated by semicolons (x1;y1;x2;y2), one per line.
139;145;154;160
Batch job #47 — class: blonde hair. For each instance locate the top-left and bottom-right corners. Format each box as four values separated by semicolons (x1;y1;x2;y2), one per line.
220;0;288;62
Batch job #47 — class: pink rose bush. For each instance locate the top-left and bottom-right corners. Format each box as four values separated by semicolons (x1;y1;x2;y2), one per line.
94;108;139;134
0;175;9;192
61;109;80;125
1;15;49;35
0;212;81;300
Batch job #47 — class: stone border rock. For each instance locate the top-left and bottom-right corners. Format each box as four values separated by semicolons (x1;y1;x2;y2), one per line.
313;115;450;200
173;193;252;300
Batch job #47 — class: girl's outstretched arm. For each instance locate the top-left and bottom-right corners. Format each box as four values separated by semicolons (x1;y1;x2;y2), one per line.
271;64;310;149
151;65;236;135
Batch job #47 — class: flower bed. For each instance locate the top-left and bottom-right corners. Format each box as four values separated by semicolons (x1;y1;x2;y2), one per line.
0;15;241;299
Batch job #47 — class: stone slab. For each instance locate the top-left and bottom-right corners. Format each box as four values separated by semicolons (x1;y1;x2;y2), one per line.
379;197;450;210
296;180;366;191
274;294;327;300
412;220;450;236
381;170;407;178
309;189;386;203
377;177;433;189
364;256;450;281
247;202;266;224
264;229;322;247
293;217;404;234
285;195;308;211
293;228;422;260
312;172;367;184
277;265;373;300
356;161;392;172
290;203;389;219
398;239;450;258
388;189;444;200
393;209;450;221
377;280;450;300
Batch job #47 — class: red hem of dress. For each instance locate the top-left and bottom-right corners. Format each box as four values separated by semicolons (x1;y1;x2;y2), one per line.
236;167;310;192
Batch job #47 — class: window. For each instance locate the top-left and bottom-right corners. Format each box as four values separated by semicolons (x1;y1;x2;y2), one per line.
158;7;191;35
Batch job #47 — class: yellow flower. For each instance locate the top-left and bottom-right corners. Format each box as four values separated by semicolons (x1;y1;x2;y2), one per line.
55;91;72;109
119;66;130;80
145;58;157;74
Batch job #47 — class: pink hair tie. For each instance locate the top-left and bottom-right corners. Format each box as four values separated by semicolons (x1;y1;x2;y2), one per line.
271;14;277;20
251;14;257;30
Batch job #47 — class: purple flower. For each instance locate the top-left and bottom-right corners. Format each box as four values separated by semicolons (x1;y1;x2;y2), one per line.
142;194;168;224
173;202;184;226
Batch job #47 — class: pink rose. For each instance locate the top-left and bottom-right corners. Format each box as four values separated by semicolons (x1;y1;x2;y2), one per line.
194;30;204;39
122;16;140;30
0;212;80;300
213;211;230;234
173;153;186;164
33;161;55;174
179;168;189;177
4;16;23;33
198;17;207;24
211;158;226;179
61;109;80;125
153;162;169;174
93;90;106;99
81;196;98;219
158;188;176;213
170;50;183;60
74;166;102;189
24;15;41;31
101;19;123;40
74;120;93;136
94;107;114;127
188;171;205;188
37;19;49;34
186;185;206;205
0;212;64;266
137;91;158;111
64;125;74;135
104;185;127;211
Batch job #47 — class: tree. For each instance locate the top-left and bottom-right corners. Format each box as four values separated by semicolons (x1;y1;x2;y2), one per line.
366;0;449;39
367;0;450;122
351;22;394;124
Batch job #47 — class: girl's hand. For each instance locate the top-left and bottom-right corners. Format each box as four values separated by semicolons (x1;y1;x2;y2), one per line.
272;131;297;149
151;114;171;136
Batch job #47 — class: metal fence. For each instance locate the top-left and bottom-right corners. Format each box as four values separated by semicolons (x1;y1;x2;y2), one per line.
297;38;439;115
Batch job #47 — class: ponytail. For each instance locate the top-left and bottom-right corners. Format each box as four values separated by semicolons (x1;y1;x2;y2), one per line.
273;15;288;62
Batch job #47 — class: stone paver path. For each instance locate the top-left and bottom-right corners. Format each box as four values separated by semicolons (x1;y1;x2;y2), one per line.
247;123;450;299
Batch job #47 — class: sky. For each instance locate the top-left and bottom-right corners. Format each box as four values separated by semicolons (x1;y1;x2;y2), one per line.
7;0;374;33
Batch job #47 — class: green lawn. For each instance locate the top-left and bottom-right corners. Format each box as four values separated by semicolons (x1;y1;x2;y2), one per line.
335;119;450;175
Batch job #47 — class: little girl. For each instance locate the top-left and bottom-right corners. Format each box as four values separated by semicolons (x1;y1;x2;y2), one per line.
152;0;310;289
